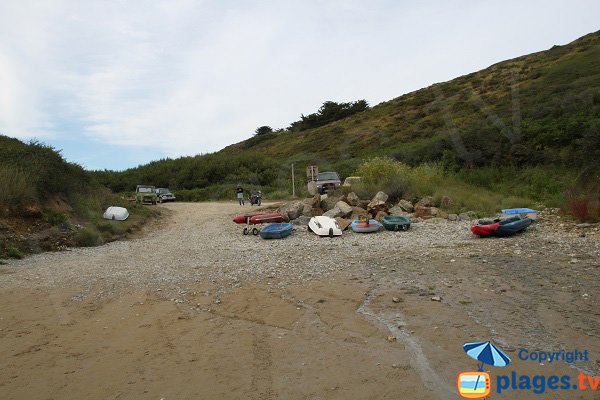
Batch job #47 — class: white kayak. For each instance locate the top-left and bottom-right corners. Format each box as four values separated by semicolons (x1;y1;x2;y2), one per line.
103;206;129;221
308;216;342;237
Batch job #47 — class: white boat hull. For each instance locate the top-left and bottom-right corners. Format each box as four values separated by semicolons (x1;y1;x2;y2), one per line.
103;206;129;221
308;216;342;237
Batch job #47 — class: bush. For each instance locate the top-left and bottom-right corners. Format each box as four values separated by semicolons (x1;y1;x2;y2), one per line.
355;157;413;200
43;209;69;226
3;244;24;259
565;186;600;222
75;227;103;247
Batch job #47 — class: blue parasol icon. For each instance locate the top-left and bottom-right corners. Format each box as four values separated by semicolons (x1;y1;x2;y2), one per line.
463;341;511;371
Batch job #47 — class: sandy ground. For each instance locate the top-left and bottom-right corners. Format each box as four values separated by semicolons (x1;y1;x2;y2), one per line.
0;202;599;399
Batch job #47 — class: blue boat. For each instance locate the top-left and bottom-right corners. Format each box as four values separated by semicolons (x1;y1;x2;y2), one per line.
494;217;532;236
350;219;383;233
259;223;293;239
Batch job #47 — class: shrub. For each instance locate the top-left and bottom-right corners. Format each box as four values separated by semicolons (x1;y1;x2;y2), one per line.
0;166;37;205
75;227;102;247
5;244;24;259
43;209;69;226
565;186;600;222
355;157;413;200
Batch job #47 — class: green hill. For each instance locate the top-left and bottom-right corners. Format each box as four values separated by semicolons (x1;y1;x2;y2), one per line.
0;136;157;258
94;31;600;217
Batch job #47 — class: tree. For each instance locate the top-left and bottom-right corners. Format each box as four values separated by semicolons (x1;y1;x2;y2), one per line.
255;126;274;136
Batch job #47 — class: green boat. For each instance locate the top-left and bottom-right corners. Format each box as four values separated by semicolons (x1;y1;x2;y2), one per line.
381;215;411;231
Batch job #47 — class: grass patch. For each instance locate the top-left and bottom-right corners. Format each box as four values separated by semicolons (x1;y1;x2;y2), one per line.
75;227;103;247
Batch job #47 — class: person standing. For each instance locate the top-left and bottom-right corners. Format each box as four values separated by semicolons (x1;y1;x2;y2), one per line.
236;185;245;206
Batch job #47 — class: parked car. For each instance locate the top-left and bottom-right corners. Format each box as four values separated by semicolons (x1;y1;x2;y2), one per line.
156;188;176;203
316;171;341;194
135;185;157;205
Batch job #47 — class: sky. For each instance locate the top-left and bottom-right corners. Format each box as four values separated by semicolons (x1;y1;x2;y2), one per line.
1;1;599;171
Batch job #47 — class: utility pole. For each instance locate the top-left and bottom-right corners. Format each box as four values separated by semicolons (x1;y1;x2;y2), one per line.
291;163;296;197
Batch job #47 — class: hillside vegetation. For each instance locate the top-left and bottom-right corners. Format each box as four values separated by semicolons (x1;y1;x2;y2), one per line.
0;136;158;259
92;31;599;219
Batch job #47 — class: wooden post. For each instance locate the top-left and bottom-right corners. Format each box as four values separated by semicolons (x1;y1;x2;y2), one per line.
291;163;296;197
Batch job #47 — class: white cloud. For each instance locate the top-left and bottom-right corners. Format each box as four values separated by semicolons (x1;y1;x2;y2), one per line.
1;0;599;167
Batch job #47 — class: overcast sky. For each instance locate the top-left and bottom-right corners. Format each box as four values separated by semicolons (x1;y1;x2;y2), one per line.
1;1;599;170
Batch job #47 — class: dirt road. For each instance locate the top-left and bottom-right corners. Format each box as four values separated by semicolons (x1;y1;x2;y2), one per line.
1;202;598;399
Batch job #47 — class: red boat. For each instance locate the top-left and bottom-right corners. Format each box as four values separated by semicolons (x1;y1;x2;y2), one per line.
232;213;285;235
470;222;500;236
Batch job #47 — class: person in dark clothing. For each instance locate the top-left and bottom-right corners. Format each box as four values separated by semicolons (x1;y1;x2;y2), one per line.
236;185;245;206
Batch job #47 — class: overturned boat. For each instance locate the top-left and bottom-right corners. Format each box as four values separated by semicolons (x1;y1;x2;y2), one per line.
103;206;129;221
308;216;342;237
381;215;411;231
471;216;532;237
259;223;293;239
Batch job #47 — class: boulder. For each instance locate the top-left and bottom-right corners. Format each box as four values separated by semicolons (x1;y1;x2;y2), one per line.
307;181;318;196
375;211;388;221
302;204;312;217
311;207;324;217
311;194;321;208
368;191;389;209
388;206;411;216
335;201;353;217
321;195;341;212
346;192;360;207
448;214;458;221
458;212;472;221
291;215;310;226
335;217;352;231
414;205;432;219
440;196;453;208
350;206;368;220
278;201;305;221
323;207;344;218
398;199;414;213
416;196;433;208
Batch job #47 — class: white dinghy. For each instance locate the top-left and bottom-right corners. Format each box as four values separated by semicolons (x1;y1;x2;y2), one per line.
308;216;342;237
103;206;129;221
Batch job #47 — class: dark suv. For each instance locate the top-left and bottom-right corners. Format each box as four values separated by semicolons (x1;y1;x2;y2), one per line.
316;171;341;194
156;188;176;203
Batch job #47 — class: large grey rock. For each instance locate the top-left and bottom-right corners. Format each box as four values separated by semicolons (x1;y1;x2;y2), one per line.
278;201;305;220
416;196;433;208
302;204;312;217
291;215;311;226
335;201;353;217
346;192;360;207
307;181;318;196
323;207;344;218
368;191;389;209
448;213;458;221
388;206;411;216
458;212;472;221
321;195;341;212
398;199;414;213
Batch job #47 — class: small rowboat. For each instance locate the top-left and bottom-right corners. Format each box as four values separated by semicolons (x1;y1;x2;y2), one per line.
381;215;411;231
259;223;293;239
350;219;382;233
233;213;285;235
308;216;342;237
471;216;532;237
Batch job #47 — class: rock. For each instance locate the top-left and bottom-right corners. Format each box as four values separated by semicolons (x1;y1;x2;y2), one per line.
448;214;458;221
430;296;442;302
302;204;312;217
323;207;344;218
335;217;352;231
307;181;318;196
311;194;321;208
278;201;305;220
458;213;472;221
576;223;595;229
386;335;396;342
414;206;432;219
335;201;353;217
368;191;388;209
291;216;310;226
375;211;388;221
440;196;453;208
311;208;323;217
416;196;433;208
388;206;411;216
398;199;414;213
392;297;401;303
346;192;360;207
321;195;341;212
